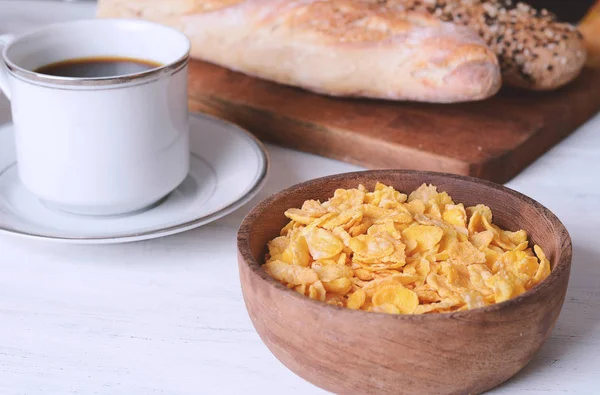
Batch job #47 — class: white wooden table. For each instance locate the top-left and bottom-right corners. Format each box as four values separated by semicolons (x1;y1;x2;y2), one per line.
0;2;599;394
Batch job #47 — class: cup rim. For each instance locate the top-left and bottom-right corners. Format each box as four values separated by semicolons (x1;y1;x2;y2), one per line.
2;18;191;87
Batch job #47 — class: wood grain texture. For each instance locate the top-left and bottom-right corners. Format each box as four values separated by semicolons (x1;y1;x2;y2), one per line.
237;170;573;395
188;60;600;183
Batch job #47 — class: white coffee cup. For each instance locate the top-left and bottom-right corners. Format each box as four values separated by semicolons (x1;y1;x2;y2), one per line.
0;19;191;216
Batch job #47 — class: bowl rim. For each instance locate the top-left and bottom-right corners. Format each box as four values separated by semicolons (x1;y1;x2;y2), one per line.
237;169;573;320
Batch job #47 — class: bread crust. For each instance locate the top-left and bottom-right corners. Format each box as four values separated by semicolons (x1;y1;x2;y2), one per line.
368;0;587;90
98;0;501;103
99;0;586;93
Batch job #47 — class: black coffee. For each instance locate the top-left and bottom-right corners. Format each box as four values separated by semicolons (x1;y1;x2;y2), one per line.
35;57;163;78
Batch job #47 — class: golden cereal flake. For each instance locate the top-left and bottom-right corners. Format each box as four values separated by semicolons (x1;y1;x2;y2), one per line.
372;303;401;314
533;245;552;285
312;263;353;282
308;280;327;302
267;236;289;258
304;227;344;260
323;277;353;295
449;241;487;265
279;232;311;267
402;225;444;253
263;183;551;314
372;284;419;314
470;230;494;250
347;288;366;309
323;188;365;212
442;204;467;228
264;260;318;286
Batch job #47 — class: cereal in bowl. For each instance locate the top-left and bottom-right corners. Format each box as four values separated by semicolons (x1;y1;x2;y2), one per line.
263;183;551;314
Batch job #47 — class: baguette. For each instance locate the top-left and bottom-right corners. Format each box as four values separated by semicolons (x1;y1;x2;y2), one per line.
368;0;587;90
97;0;501;103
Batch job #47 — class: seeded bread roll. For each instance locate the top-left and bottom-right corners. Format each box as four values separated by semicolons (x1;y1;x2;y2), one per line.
368;0;587;91
97;0;501;103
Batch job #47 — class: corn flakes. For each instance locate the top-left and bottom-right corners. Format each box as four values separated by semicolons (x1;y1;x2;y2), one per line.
347;289;366;309
263;183;552;314
304;227;344;260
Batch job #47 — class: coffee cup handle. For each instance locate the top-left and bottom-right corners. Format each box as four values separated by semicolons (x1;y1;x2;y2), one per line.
0;34;15;100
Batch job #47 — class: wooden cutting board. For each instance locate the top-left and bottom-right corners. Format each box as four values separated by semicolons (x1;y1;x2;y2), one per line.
187;60;600;183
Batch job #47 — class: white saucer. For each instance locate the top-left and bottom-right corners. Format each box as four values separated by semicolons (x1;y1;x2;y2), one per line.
0;114;269;244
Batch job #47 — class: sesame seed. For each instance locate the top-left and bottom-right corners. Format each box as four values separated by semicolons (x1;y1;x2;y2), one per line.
400;0;580;88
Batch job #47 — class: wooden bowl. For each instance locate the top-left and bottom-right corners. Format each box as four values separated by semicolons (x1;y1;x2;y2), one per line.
237;170;572;395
